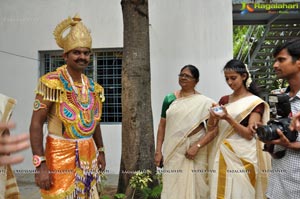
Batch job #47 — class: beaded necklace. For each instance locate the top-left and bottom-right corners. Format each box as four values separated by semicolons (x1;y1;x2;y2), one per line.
65;67;88;103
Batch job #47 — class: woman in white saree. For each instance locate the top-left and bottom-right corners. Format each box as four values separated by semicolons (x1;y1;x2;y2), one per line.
154;65;216;199
207;59;271;199
0;93;30;199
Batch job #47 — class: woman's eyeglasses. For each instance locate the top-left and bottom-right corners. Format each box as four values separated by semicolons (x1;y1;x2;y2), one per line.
178;73;195;80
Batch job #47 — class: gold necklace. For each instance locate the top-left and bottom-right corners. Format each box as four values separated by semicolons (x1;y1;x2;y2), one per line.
180;90;196;97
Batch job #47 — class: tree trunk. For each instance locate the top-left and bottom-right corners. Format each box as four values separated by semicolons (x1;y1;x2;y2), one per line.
118;0;155;198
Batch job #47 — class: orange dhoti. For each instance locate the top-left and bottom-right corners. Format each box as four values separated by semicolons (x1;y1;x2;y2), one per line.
41;135;99;199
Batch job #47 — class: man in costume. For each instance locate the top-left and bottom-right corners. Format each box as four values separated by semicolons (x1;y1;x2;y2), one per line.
29;14;106;199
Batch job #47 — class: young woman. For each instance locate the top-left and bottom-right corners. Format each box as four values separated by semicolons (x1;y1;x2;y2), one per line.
154;65;216;199
207;59;271;199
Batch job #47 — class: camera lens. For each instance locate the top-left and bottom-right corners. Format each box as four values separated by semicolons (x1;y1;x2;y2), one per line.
257;125;273;141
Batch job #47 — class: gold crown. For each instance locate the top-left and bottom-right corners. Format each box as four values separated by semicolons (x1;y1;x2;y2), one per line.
53;14;92;53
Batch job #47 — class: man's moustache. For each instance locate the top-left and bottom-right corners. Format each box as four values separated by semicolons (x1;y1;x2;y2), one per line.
75;59;88;64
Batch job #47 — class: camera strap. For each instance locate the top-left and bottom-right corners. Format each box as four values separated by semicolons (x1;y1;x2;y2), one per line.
263;144;286;159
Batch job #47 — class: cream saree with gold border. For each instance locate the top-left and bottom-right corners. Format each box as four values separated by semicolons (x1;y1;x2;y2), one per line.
0;93;20;199
208;95;271;199
161;94;214;199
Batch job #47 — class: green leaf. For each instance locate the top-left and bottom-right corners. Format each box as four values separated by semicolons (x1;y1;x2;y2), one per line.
150;185;163;198
114;193;126;199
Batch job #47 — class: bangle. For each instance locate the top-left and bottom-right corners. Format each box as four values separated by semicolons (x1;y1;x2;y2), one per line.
32;155;46;168
97;147;105;153
207;123;217;128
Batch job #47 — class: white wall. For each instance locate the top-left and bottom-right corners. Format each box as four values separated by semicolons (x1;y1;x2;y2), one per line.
0;0;232;174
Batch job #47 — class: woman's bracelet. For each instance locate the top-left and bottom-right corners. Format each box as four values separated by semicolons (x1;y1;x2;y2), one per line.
207;122;217;128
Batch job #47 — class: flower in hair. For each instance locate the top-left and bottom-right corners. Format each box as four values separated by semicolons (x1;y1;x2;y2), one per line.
245;64;252;89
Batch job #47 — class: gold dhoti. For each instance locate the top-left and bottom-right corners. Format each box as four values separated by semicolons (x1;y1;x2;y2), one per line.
41;135;99;199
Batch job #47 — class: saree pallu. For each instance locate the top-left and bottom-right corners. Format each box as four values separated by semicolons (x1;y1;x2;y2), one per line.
0;165;20;199
161;94;214;199
208;95;271;199
41;135;100;199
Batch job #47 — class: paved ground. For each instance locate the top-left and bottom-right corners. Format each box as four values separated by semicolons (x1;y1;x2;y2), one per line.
17;174;40;199
16;174;118;199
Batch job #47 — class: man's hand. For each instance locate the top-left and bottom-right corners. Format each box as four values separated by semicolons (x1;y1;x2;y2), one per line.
35;163;52;190
290;112;300;131
268;129;291;148
97;152;106;172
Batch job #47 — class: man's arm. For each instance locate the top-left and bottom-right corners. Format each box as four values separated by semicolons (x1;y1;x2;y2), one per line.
29;94;53;190
29;95;51;156
269;129;300;150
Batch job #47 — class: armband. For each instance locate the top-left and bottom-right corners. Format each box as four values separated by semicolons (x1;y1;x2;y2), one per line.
33;99;47;111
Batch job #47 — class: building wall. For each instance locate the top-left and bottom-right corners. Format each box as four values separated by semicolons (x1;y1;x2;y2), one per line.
0;0;232;174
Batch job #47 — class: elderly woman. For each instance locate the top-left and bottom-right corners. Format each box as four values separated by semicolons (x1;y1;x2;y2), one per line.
154;64;215;199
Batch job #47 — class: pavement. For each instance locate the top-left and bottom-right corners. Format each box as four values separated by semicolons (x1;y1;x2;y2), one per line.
16;173;119;199
17;173;40;199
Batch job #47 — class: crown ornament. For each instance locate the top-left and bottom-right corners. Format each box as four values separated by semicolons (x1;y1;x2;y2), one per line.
53;14;92;53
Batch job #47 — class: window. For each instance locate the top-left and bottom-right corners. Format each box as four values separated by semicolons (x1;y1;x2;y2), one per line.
39;48;123;123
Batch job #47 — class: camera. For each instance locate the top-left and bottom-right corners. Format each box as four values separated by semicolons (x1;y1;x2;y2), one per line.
256;94;298;142
211;106;223;114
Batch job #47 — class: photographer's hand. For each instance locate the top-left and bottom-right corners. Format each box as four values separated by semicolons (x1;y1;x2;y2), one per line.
268;129;300;151
290;112;300;131
269;129;290;148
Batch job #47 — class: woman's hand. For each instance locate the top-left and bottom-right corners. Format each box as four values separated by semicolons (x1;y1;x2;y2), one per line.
0;122;30;166
249;121;262;137
154;151;163;167
210;105;229;120
185;144;199;160
207;104;219;126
